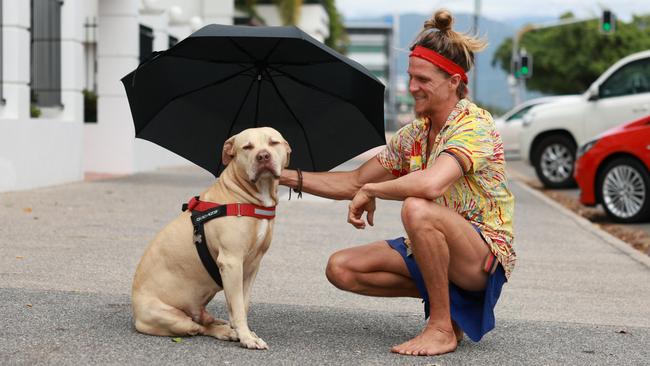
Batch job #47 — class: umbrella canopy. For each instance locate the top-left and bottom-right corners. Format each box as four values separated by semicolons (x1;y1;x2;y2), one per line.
121;24;386;176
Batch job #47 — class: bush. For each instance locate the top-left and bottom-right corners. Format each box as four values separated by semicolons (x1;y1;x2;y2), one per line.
30;104;41;118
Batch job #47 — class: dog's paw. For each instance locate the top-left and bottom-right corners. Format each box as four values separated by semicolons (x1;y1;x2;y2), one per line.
239;334;268;350
205;324;238;342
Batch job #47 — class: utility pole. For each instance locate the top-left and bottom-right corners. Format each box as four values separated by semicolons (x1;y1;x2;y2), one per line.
472;0;480;100
389;10;399;131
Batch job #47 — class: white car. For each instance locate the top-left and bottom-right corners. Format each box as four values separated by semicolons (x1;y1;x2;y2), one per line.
519;49;650;188
494;96;570;159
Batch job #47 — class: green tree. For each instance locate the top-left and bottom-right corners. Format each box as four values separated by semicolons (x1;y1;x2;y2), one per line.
235;0;348;53
234;0;302;25
274;0;303;25
492;14;650;94
322;0;348;53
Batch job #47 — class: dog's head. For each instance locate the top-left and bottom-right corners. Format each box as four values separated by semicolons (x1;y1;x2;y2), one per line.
221;127;292;183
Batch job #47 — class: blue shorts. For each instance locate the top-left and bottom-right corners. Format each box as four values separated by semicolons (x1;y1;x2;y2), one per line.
386;235;507;342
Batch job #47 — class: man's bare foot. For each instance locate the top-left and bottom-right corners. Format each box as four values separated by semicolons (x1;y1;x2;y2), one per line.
390;326;457;356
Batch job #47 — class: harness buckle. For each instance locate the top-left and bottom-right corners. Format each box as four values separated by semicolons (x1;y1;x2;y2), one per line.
192;224;201;244
236;202;242;217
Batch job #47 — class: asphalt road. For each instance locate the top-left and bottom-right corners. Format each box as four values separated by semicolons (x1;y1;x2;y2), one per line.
508;158;650;236
1;162;649;365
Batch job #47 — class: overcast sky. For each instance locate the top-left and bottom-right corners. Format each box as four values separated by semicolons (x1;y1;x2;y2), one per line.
337;0;650;22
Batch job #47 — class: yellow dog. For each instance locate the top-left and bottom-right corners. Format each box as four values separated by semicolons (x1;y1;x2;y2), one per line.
132;127;291;349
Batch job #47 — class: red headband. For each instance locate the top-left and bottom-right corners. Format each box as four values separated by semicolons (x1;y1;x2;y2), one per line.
410;45;468;84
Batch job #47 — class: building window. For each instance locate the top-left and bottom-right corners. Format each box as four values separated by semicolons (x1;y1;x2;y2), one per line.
168;35;178;48
140;25;154;64
347;45;385;53
31;0;63;108
83;16;97;123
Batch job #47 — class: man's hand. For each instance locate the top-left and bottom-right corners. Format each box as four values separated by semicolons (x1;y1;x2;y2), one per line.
348;185;376;229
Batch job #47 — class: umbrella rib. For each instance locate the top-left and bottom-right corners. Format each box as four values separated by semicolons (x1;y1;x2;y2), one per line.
228;37;257;61
263;69;317;171
165;54;253;67
269;60;340;66
267;65;355;106
218;77;259;175
162;54;340;67
138;66;255;135
263;39;282;63
225;77;258;139
267;65;382;139
254;78;262;127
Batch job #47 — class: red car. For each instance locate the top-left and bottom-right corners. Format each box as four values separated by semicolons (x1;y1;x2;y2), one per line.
575;115;650;223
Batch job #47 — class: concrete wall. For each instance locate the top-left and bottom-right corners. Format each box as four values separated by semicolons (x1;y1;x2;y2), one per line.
0;119;84;191
0;0;85;192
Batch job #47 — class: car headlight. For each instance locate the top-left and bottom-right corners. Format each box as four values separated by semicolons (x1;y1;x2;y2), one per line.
577;138;600;159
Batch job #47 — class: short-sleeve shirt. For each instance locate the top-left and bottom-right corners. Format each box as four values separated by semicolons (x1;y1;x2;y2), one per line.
377;99;516;279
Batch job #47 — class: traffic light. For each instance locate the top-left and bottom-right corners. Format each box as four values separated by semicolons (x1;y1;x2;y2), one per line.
512;58;521;78
600;10;616;34
519;53;532;79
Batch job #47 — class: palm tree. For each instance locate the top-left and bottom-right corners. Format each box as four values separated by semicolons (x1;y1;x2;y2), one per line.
275;0;303;26
235;0;302;26
322;0;347;53
235;0;346;53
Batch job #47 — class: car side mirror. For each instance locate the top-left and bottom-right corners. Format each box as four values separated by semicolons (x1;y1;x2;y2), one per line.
587;85;599;101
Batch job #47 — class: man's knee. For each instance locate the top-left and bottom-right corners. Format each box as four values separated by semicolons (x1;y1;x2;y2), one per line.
325;250;358;291
401;197;442;229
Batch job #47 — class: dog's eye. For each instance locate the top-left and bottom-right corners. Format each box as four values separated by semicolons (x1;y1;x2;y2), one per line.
269;140;280;146
242;144;254;150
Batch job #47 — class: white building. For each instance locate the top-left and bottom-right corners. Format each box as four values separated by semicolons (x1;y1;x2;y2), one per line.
0;0;329;192
345;20;396;130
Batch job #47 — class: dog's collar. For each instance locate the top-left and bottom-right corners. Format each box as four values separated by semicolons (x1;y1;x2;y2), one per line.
183;196;276;220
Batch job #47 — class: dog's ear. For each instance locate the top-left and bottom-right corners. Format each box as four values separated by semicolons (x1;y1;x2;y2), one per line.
283;140;292;168
221;136;236;166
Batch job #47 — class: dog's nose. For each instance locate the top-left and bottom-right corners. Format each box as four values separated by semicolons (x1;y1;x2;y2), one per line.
256;150;271;162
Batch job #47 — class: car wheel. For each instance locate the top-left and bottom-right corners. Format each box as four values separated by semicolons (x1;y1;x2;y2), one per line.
532;135;577;188
597;157;650;223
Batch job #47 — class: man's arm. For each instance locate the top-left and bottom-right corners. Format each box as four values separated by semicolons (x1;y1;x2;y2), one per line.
280;157;395;200
362;154;463;201
347;154;463;229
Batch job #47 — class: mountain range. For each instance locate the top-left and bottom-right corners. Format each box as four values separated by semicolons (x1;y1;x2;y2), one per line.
351;13;556;111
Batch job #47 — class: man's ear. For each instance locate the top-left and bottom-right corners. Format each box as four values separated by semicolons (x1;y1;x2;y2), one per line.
450;73;462;88
283;140;292;168
221;136;236;166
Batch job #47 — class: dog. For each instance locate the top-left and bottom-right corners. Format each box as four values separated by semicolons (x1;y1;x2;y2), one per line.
132;127;291;350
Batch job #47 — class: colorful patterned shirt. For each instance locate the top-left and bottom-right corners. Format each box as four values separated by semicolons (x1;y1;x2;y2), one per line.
377;99;516;279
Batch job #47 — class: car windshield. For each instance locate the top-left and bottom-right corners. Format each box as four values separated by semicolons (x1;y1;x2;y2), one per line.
507;104;538;121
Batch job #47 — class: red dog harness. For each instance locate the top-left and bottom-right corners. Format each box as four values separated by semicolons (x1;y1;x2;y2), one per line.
182;196;276;287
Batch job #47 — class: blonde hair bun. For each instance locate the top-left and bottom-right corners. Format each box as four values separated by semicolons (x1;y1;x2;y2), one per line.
423;9;453;33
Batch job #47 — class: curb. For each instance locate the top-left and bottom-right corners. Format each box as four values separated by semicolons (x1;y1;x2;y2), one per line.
510;175;650;269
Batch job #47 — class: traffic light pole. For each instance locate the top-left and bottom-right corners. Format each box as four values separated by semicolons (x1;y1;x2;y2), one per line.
510;25;533;106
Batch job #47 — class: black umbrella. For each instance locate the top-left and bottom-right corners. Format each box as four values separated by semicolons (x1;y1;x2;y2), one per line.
121;24;386;176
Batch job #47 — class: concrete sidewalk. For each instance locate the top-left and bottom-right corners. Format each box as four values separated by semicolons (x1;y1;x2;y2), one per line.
1;164;649;365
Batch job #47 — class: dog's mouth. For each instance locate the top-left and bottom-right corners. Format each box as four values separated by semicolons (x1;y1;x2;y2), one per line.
251;164;280;183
